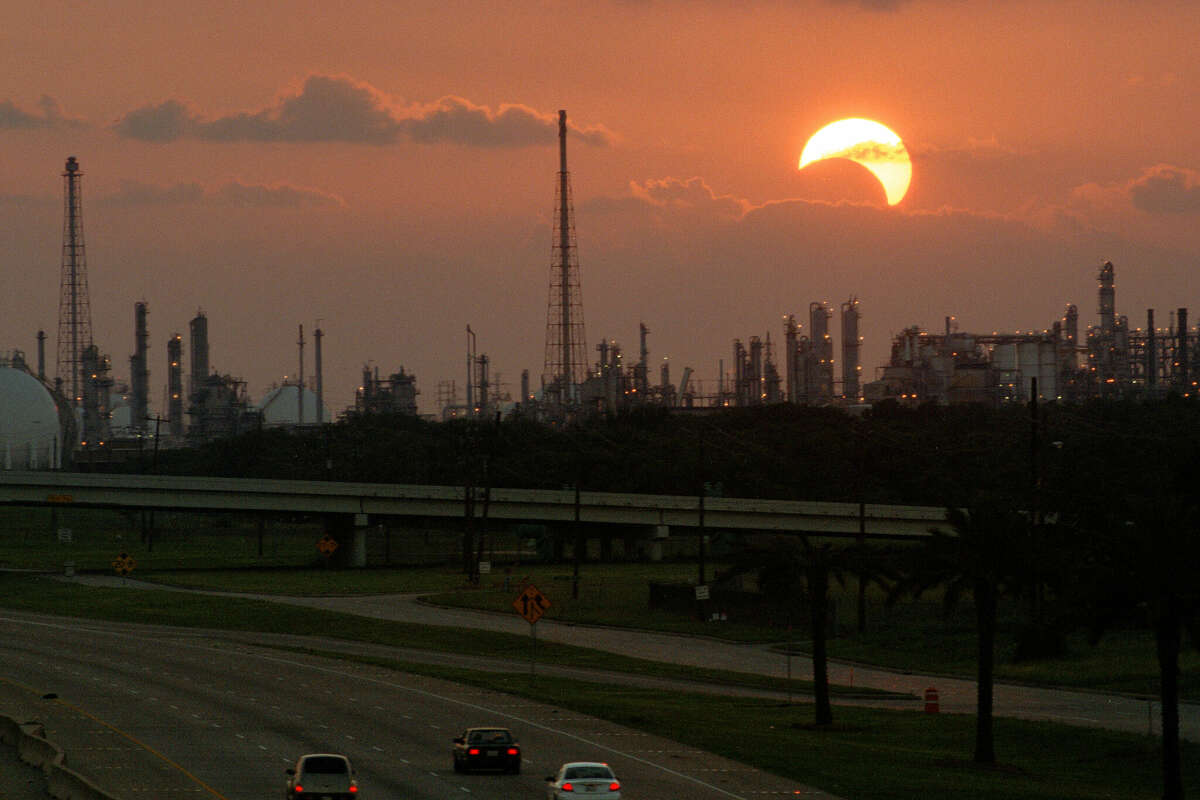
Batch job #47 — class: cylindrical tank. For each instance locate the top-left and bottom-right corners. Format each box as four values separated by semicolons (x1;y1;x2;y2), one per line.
0;366;62;469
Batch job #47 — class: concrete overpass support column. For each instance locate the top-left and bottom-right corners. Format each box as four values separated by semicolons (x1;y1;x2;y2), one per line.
648;524;669;562
352;513;369;568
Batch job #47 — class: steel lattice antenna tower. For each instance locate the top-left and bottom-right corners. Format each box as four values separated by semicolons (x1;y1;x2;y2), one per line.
55;156;94;408
542;110;588;407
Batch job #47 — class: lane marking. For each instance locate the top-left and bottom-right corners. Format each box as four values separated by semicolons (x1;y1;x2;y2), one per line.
0;674;232;800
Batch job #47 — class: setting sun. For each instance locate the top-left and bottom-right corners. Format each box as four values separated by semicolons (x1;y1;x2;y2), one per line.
799;118;912;206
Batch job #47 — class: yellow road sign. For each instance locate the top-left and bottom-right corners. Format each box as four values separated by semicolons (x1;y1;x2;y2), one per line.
112;552;136;576
512;584;550;624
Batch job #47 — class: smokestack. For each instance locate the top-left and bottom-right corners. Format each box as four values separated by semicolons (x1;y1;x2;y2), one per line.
841;297;861;400
189;311;208;397
1179;308;1189;390
36;330;46;380
466;326;475;414
521;368;530;405
1147;309;1156;389
314;324;324;424
1099;261;1116;337
131;302;149;433
297;324;305;426
167;333;183;437
784;315;799;403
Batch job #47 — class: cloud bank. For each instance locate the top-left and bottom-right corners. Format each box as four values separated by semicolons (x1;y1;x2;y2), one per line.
1128;164;1200;214
114;75;614;148
629;176;751;218
0;96;85;130
1071;163;1200;217
103;180;345;209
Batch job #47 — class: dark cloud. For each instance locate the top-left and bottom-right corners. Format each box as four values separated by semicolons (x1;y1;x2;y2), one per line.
824;0;913;10
0;96;85;130
629;176;750;217
908;135;1022;161
1128;164;1200;214
112;100;201;142
838;141;908;162
114;75;613;148
401;97;613;147
104;180;345;209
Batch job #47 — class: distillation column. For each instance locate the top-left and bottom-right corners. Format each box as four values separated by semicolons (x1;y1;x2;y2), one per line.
131;301;150;434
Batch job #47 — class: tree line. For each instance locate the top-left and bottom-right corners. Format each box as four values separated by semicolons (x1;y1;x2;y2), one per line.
126;396;1199;797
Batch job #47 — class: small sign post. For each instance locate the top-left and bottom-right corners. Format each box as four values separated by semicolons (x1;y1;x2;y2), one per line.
512;584;551;675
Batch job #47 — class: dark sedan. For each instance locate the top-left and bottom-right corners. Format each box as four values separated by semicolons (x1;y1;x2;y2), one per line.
452;727;521;774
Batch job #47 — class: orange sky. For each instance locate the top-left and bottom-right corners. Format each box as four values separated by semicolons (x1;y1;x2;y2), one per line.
3;0;1200;414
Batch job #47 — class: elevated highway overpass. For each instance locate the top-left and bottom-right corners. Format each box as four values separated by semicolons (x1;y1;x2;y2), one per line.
0;470;946;540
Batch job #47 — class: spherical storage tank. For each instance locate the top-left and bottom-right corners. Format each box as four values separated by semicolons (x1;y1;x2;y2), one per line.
257;385;330;426
0;366;62;469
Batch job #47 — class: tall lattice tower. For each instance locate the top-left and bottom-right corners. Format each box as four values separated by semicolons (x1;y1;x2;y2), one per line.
55;156;94;408
542;110;588;408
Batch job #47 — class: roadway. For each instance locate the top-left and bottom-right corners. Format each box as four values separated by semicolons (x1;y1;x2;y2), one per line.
0;470;945;538
0;599;839;800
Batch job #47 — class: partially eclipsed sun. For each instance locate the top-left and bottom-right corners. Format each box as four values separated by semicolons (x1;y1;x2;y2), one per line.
799;118;912;206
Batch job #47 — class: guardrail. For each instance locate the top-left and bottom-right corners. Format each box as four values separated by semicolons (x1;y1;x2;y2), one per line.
0;713;120;800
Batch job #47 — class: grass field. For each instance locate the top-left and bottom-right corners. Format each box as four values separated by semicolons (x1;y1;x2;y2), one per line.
1;504;1193;701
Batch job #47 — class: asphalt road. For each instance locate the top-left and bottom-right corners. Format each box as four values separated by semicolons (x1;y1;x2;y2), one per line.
0;606;840;800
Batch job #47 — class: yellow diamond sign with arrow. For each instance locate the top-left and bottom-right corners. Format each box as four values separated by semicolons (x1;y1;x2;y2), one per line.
512;584;550;624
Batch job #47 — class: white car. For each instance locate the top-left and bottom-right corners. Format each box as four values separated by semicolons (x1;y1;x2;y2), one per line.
285;753;359;799
545;762;621;800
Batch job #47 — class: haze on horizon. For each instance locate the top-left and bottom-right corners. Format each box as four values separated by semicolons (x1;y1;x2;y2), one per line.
3;0;1199;415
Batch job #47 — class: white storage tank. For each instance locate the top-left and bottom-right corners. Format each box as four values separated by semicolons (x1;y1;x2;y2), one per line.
0;366;63;469
257;385;330;426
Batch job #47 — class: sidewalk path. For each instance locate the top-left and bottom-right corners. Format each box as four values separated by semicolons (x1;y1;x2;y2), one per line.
52;574;1198;740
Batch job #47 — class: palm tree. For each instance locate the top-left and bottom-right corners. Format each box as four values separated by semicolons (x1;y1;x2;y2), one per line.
891;498;1028;764
742;535;895;726
1072;492;1200;800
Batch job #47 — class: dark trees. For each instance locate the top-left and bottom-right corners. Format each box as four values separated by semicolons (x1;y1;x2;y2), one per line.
892;500;1029;764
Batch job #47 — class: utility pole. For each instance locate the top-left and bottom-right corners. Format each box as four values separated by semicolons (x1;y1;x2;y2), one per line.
697;433;707;587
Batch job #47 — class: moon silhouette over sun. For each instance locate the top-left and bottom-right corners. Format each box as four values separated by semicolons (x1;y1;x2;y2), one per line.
799;118;912;206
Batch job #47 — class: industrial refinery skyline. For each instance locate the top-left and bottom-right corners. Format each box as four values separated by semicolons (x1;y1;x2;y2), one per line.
3;1;1200;417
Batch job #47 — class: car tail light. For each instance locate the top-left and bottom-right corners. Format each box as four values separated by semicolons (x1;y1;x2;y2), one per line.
609;782;621;791
561;781;574;792
507;747;519;755
468;748;480;755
